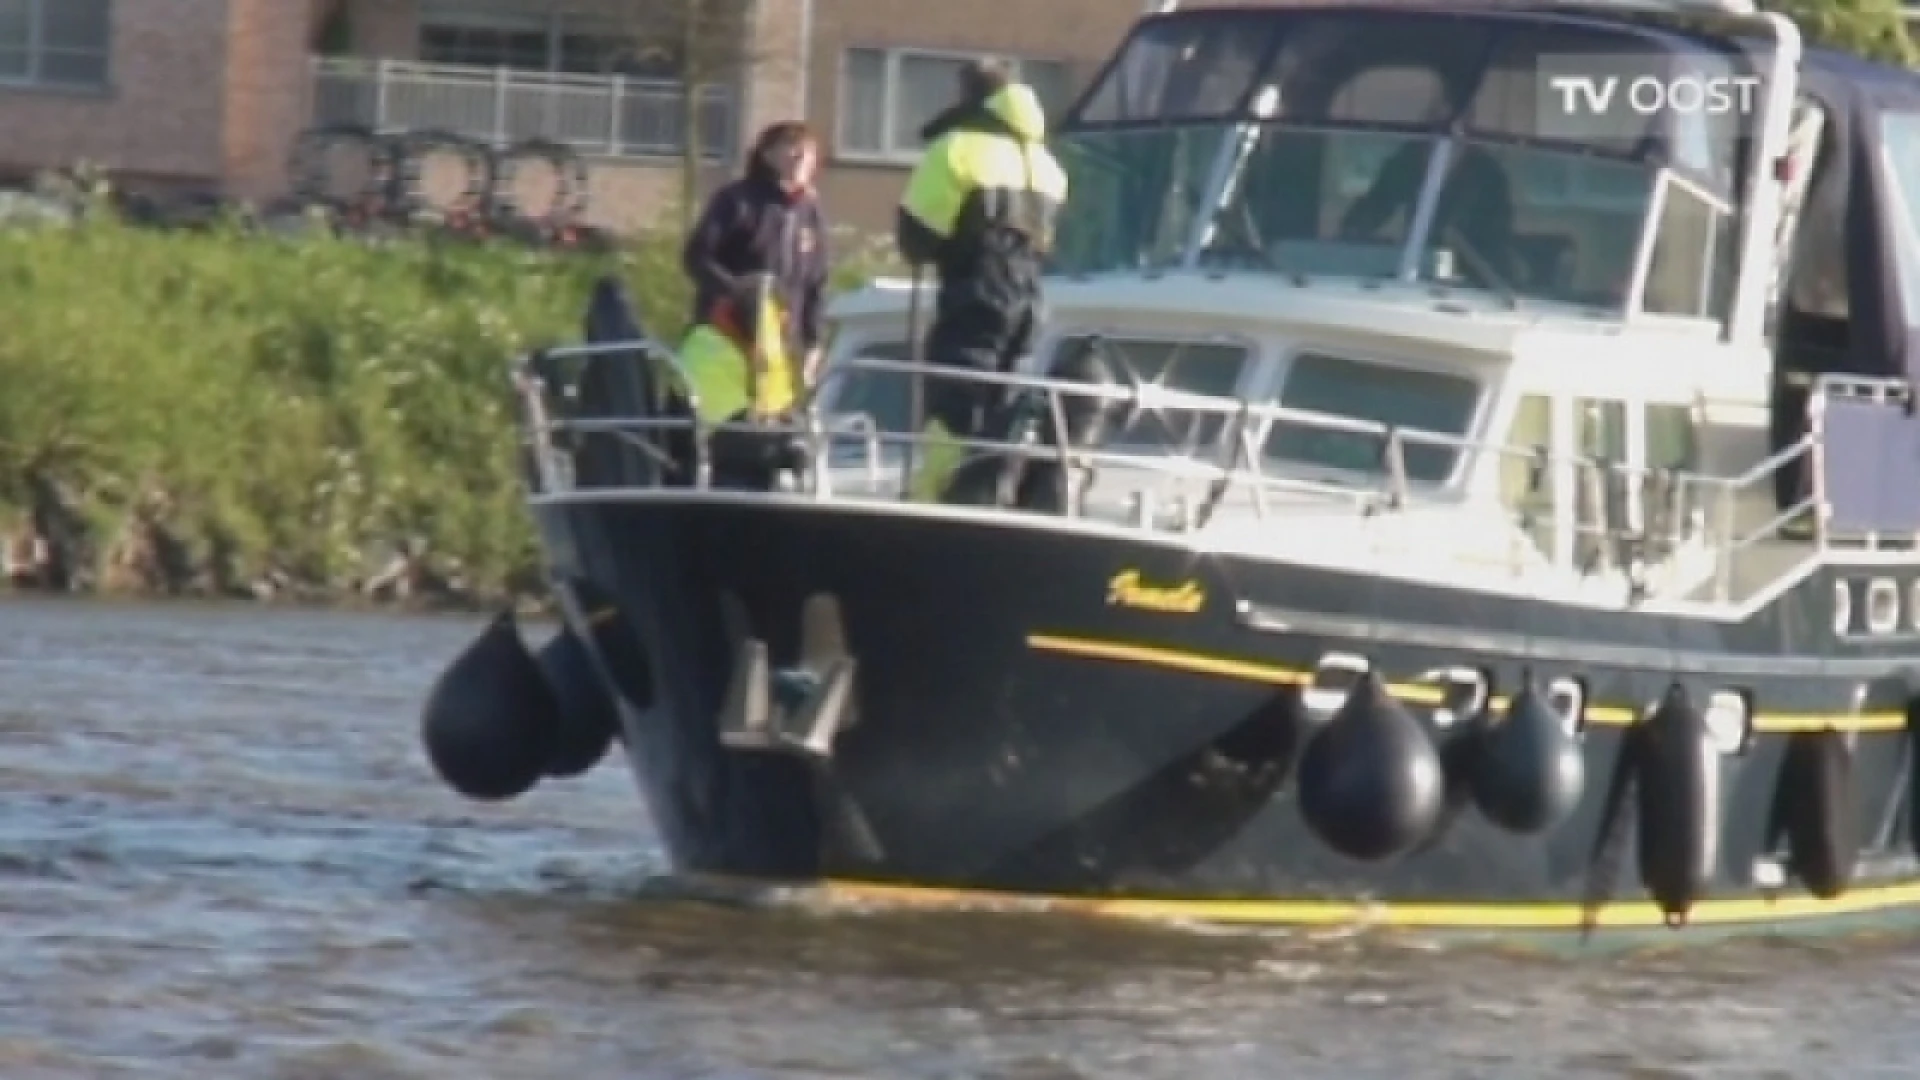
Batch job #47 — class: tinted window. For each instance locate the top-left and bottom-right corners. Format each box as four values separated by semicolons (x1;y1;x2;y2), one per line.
1879;113;1920;326
1257;14;1492;127
1415;142;1655;308
1264;352;1480;483
1781;98;1844;320
1072;8;1745;182
1641;176;1736;320
1074;14;1275;124
1201;127;1437;276
1051;125;1233;274
1054;336;1250;450
1785;117;1848;320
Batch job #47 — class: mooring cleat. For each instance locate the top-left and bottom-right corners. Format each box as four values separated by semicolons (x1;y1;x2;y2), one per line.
718;637;858;758
718;638;776;750
778;657;857;757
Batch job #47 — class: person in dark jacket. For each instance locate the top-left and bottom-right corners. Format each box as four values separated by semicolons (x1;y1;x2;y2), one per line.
895;59;1068;500
683;121;832;385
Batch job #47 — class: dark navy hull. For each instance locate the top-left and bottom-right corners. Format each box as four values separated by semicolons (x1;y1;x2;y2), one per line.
532;490;1920;932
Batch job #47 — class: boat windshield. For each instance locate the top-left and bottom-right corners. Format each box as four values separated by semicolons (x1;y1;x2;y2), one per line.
1047;6;1757;314
1051;126;1235;274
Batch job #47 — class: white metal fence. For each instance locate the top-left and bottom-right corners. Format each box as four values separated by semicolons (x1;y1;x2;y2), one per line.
309;57;737;160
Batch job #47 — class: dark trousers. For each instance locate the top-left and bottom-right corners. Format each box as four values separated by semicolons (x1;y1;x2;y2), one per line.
923;295;1037;441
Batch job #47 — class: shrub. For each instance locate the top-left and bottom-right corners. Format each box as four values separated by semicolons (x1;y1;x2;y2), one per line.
0;210;893;604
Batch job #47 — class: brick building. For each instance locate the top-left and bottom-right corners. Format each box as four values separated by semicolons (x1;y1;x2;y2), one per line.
0;0;1174;234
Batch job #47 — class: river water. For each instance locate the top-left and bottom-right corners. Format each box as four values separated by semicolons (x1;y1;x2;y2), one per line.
0;597;1916;1078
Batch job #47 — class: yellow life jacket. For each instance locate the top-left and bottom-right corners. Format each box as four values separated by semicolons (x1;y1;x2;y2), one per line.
676;294;797;424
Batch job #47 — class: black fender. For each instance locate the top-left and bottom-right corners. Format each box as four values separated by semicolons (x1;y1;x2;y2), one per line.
1769;728;1857;899
1634;684;1719;926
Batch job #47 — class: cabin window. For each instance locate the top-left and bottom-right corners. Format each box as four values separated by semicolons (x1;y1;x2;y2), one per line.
1498;393;1553;503
1053;126;1231;275
1252;13;1495;129
1572;399;1628;565
825;340;914;434
1577;399;1628;462
1054;335;1250;451
1785;113;1849;322
1262;351;1478;484
1498;394;1555;556
1878;113;1920;326
1416;144;1653;309
1073;14;1274;125
1646;403;1699;472
1640;174;1736;321
1202;127;1437;276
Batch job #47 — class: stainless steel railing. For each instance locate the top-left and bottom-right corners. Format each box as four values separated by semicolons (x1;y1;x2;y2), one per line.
513;339;1897;604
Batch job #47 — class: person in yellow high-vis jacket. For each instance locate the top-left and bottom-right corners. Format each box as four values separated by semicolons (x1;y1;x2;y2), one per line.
675;272;804;488
896;58;1068;502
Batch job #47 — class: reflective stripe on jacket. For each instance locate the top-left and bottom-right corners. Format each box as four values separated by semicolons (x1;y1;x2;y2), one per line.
897;83;1069;279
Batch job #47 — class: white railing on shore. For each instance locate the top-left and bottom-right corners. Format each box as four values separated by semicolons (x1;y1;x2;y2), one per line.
309;56;736;160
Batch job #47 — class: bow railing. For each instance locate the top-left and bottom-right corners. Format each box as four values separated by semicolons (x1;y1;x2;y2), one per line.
513;340;1900;606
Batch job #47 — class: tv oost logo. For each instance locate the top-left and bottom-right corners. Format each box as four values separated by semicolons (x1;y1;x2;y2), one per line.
1545;73;1764;118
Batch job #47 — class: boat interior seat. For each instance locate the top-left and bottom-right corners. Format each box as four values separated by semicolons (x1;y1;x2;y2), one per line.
1509;232;1574;292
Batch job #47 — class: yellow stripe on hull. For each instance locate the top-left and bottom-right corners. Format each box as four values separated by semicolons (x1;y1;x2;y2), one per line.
808;877;1920;931
1025;633;1910;734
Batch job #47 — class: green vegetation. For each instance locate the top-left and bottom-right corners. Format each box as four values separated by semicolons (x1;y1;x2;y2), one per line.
0;209;896;607
1767;0;1918;67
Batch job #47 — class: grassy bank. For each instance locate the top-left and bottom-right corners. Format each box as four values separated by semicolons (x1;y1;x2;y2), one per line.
0;212;894;609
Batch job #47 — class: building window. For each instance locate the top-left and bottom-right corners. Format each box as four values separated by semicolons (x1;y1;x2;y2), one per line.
838;47;1076;163
0;0;111;90
419;23;551;71
416;7;648;76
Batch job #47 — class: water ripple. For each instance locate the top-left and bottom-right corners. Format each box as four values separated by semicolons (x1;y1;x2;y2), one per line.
1;596;1919;1077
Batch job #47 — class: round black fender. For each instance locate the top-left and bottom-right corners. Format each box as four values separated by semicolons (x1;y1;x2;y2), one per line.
419;611;559;801
532;625;621;779
1634;684;1719;926
1471;679;1585;834
1412;725;1485;856
1771;728;1857;899
1296;670;1445;861
1410;672;1495;855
